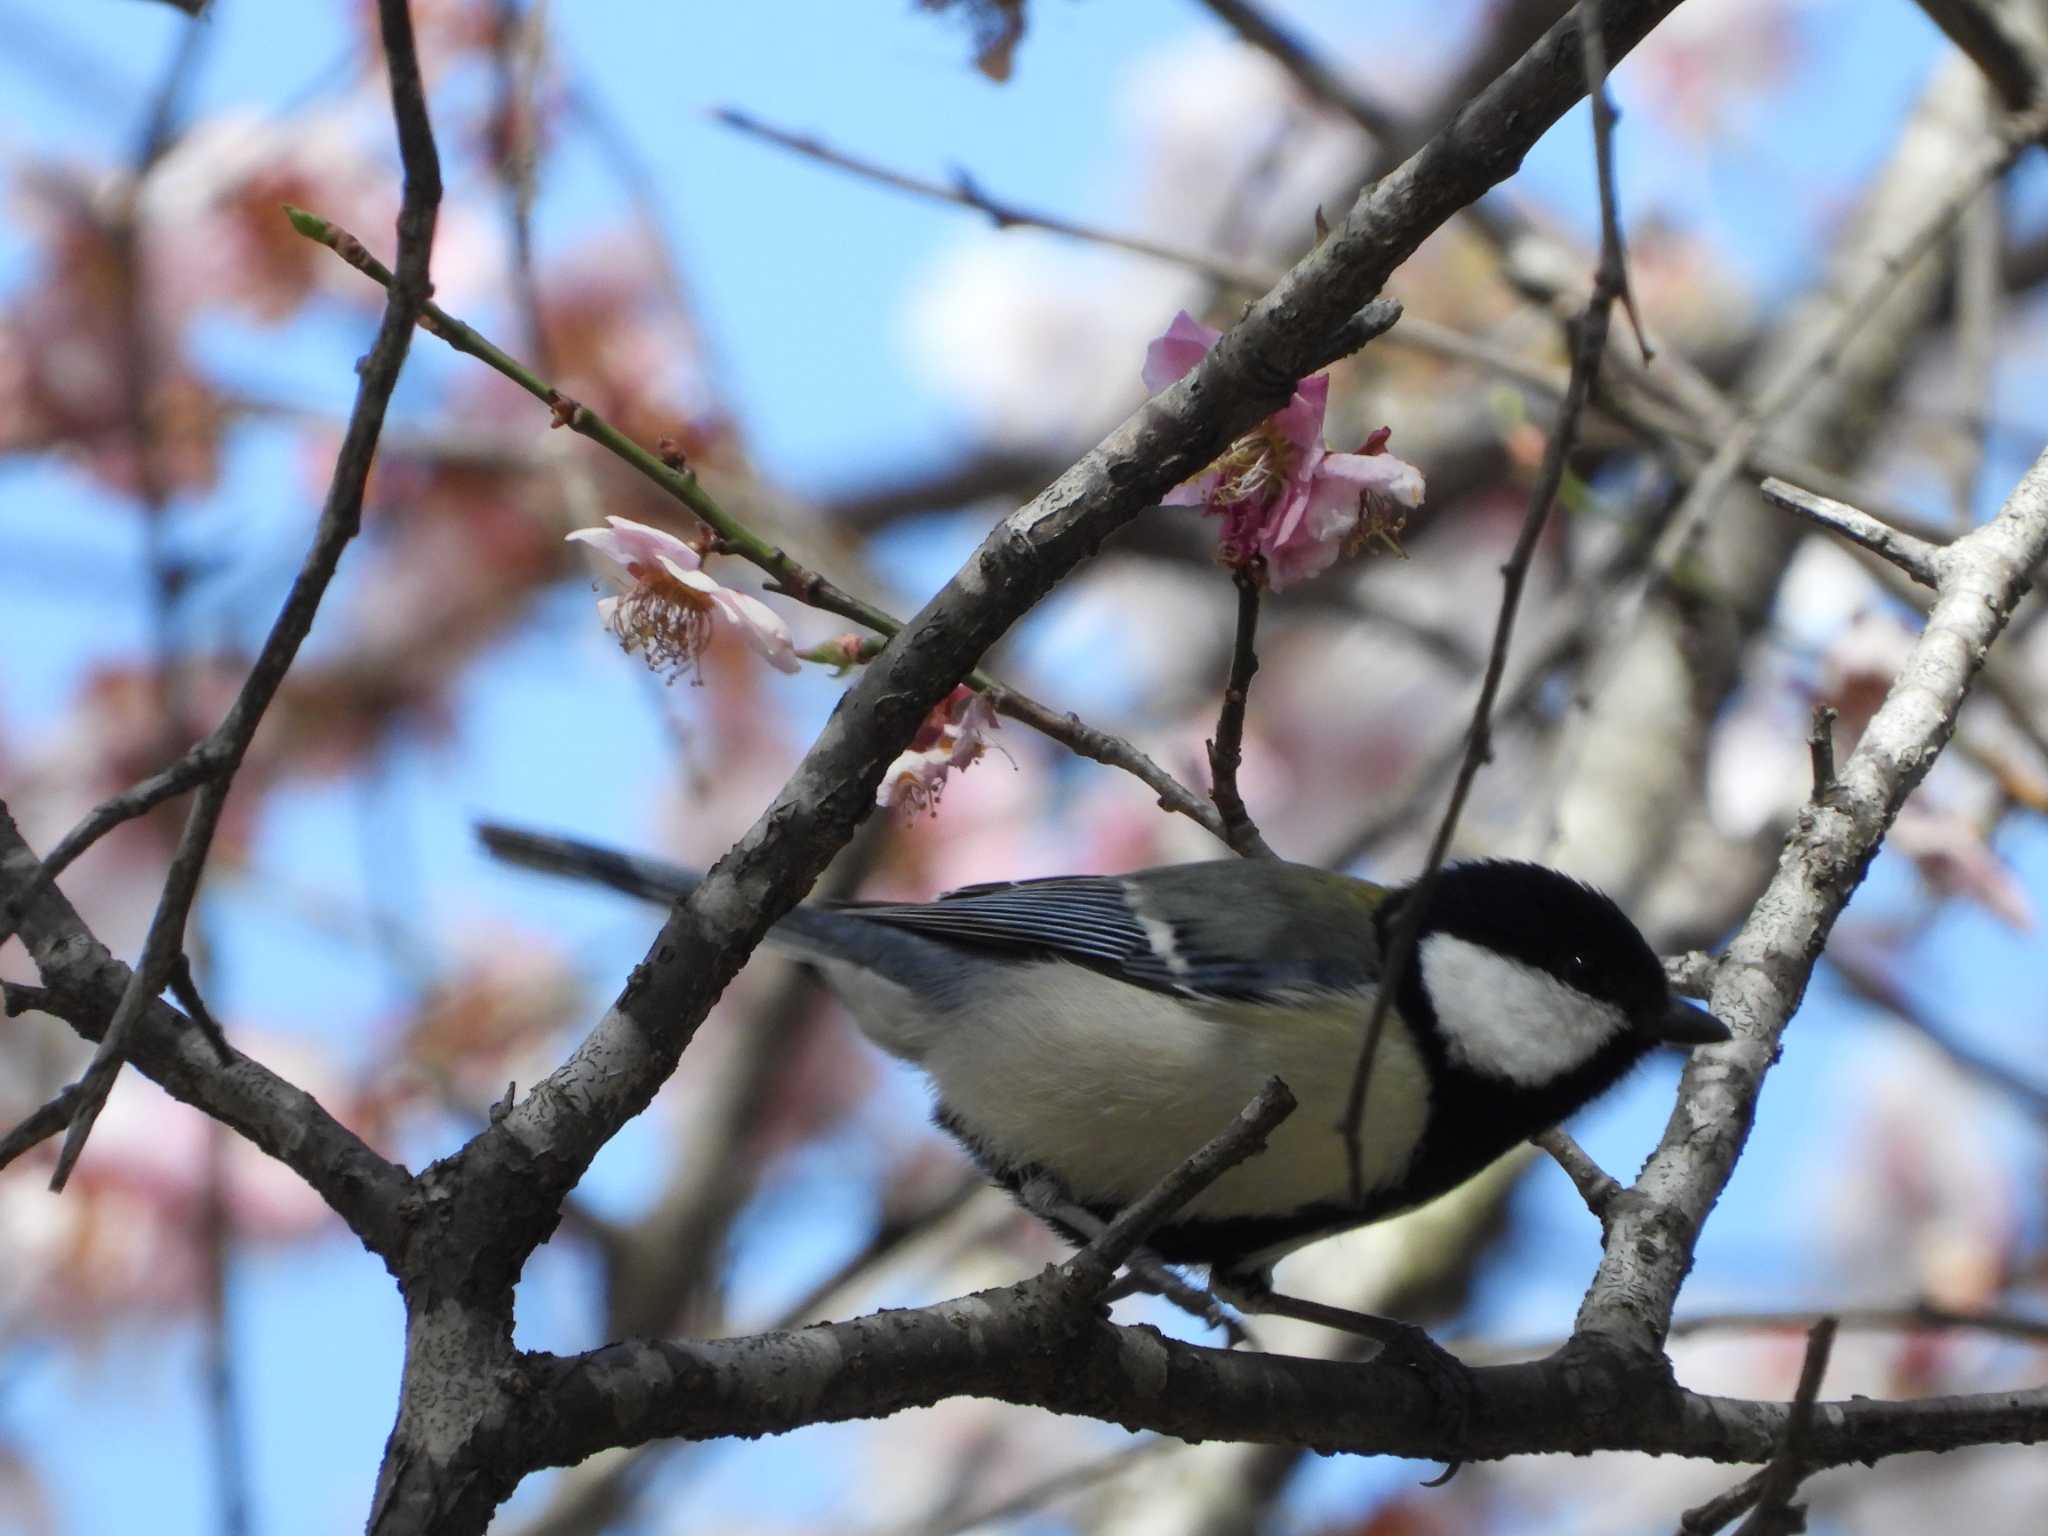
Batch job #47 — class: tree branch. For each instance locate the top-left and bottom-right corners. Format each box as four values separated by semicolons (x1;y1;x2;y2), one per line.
1731;1316;1837;1536
714;107;1274;291
1573;445;2048;1358
513;1282;2047;1475
1646;94;2048;577
0;803;414;1260
286;201;1239;848
448;0;1697;1284
1759;478;1945;588
1533;1127;1622;1223
1193;0;1404;139
1205;568;1278;859
1068;1076;1296;1284
1340;0;1638;1199
1913;0;2048;110
30;0;444;1192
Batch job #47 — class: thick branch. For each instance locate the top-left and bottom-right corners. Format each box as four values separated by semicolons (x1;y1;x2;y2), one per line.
513;1280;2048;1474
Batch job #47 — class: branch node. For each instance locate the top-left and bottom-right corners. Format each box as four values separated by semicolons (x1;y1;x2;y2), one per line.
1807;704;1839;801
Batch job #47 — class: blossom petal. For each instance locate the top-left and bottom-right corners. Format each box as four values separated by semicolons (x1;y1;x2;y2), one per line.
662;561;720;592
1317;447;1427;508
566;515;703;574
1266;374;1330;455
946;690;1000;767
876;747;951;811
718;590;802;673
1142;310;1222;392
660;560;802;672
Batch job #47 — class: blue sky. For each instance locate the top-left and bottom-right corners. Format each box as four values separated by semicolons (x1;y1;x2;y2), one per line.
3;3;2044;1534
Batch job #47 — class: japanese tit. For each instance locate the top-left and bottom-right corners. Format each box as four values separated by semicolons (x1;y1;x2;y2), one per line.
479;825;1728;1285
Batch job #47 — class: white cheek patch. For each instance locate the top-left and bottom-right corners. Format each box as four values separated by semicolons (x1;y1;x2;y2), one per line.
1418;933;1628;1086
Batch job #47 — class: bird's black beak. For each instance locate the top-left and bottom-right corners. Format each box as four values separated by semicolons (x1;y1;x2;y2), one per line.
1644;995;1731;1047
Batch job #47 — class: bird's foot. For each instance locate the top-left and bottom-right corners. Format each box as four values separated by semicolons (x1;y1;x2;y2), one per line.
1213;1276;1469;1396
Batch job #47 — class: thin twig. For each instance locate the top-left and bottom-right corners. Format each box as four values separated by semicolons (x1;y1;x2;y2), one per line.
1913;0;2048;110
200;1119;251;1536
1824;933;2048;1125
1670;1303;2048;1344
1030;1187;1249;1340
1574;444;2048;1356
1386;315;1955;548
1758;479;1946;588
1732;1316;1838;1536
1206;567;1278;858
0;747;224;948
1339;7;1635;1201
488;0;553;374
1948;168;2002;522
1320;616;1589;869
1577;0;1650;361
0;1081;82;1175
1679;1468;1772;1535
36;0;445;1193
1807;704;1839;800
983;687;1230;841
1069;1077;1298;1284
0;806;415;1256
895;1439;1171;1536
285;205;1251;849
1194;0;1403;138
1648;97;2048;577
1532;1128;1623;1222
714;107;1273;291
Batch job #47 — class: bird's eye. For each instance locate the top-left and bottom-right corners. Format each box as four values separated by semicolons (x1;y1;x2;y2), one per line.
1563;953;1592;986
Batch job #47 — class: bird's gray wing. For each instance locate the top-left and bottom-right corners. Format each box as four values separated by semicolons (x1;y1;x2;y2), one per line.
838;864;1382;1003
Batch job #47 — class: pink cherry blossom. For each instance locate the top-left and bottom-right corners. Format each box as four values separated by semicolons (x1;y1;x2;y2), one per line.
566;516;800;679
878;686;1003;817
1143;311;1425;590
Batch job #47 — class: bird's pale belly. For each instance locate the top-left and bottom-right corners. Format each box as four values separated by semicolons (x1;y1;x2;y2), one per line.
922;961;1432;1224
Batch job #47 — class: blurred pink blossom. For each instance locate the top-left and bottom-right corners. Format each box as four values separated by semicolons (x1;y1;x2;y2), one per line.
1888;803;2034;931
1143;310;1424;589
0;1062;334;1335
567;516;800;679
878;686;1002;817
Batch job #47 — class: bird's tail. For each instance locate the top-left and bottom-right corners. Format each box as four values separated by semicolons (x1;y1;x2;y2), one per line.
474;821;874;972
476;823;704;906
479;821;957;1061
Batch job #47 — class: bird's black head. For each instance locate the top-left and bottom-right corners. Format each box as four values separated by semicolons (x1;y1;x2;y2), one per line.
1378;861;1727;1092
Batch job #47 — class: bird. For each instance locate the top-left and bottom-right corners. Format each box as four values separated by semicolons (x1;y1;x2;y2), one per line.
477;825;1727;1304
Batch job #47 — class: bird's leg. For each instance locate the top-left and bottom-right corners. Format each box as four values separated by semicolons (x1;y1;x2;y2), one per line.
1020;1175;1251;1343
1106;1266;1261;1348
1218;1274;1472;1482
1214;1271;1465;1381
